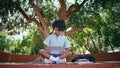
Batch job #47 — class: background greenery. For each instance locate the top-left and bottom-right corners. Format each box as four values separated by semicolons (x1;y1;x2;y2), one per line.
0;0;120;55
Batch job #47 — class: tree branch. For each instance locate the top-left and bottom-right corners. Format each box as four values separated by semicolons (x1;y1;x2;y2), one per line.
29;0;48;29
18;7;44;32
58;0;67;20
18;7;33;22
32;18;43;32
66;0;87;18
65;26;85;36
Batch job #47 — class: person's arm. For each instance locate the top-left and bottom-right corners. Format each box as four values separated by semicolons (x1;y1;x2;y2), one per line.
65;48;70;51
43;36;51;47
43;35;51;52
64;37;71;49
44;45;49;52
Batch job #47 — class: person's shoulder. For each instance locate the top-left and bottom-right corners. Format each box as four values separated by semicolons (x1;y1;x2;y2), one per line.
47;34;52;37
48;33;55;37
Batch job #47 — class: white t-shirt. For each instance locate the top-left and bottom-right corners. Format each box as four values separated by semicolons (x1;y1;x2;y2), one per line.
43;33;70;54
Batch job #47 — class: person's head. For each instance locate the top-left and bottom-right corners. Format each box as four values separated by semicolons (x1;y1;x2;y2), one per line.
52;19;66;36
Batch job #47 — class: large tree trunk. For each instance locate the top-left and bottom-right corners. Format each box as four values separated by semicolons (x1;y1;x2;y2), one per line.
41;29;50;41
19;0;50;41
58;0;87;36
19;0;87;40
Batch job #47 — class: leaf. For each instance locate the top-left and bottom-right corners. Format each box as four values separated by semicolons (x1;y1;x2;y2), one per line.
36;0;43;6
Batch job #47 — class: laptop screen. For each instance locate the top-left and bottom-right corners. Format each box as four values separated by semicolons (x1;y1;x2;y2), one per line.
46;46;65;54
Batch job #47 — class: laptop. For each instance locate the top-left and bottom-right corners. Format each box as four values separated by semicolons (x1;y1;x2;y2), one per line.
46;46;65;54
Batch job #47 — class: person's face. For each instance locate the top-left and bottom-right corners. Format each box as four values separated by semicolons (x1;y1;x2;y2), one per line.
54;27;61;36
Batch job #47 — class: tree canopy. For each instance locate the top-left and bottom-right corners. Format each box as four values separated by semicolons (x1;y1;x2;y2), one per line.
0;0;120;54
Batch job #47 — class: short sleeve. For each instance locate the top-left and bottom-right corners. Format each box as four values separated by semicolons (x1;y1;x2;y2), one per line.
43;35;51;46
64;37;70;48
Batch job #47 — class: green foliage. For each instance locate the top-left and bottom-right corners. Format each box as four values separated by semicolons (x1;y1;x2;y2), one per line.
68;0;120;54
0;0;20;23
0;31;8;51
29;26;45;55
0;0;120;54
0;25;44;55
